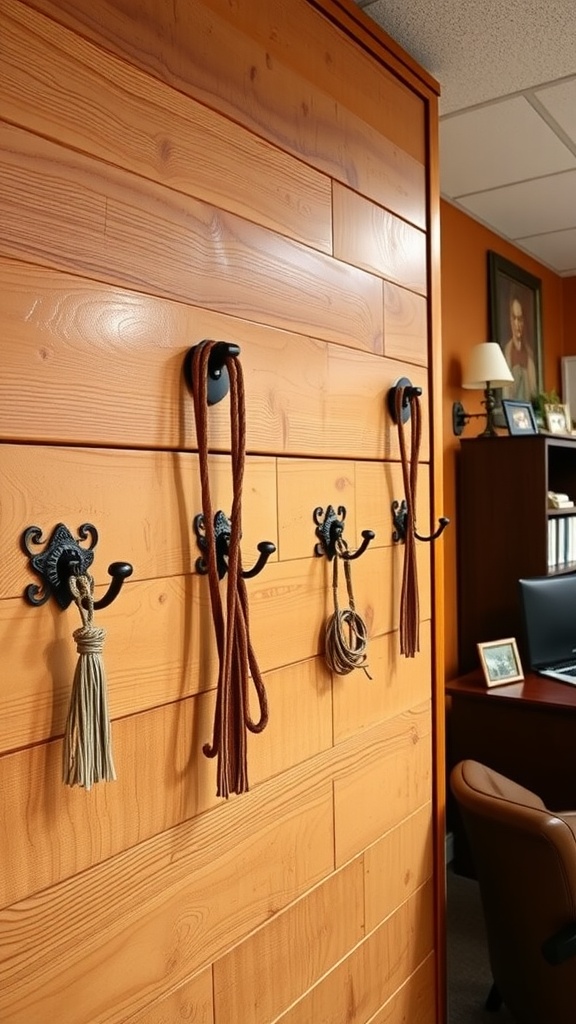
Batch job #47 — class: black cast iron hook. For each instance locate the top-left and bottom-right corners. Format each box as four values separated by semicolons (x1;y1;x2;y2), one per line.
183;340;241;406
391;500;450;544
22;522;133;610
313;505;375;561
193;511;276;580
387;377;423;424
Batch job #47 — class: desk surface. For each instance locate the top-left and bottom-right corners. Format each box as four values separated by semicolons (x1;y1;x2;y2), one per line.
446;669;576;711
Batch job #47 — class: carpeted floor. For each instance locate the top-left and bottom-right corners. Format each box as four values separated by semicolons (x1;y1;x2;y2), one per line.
447;866;516;1023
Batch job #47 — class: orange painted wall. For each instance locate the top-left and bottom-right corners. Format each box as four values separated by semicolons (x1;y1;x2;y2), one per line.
440;199;566;680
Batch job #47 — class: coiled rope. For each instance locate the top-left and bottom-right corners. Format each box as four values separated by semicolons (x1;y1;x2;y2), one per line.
63;573;116;789
324;537;371;678
395;385;421;657
192;340;268;799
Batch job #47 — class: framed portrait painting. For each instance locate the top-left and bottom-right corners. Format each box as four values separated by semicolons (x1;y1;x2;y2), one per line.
488;252;543;423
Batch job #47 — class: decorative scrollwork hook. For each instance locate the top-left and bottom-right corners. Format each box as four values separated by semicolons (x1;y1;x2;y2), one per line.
22;522;133;610
313;505;375;561
391;500;450;544
193;512;276;580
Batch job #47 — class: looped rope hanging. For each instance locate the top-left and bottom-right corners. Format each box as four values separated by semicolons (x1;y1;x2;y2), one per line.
324;537;371;678
192;340;268;799
62;573;116;789
395;386;421;657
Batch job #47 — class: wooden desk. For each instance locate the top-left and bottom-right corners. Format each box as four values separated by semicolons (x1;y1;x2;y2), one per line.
446;670;576;874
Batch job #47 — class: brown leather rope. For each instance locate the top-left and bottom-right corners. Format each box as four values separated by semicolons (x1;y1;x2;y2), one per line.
395;386;421;658
192;340;268;798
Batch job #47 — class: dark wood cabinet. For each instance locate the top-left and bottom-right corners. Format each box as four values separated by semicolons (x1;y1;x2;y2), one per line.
457;434;576;673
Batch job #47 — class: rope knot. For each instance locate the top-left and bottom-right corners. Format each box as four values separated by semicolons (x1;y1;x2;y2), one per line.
73;624;107;656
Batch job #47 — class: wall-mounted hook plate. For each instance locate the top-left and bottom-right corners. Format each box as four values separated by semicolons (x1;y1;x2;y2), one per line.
387;377;423;424
314;505;375;561
183;340;241;406
22;522;98;608
194;512;276;579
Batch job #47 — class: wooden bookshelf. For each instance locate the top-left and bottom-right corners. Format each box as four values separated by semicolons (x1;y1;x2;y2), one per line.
457;434;576;672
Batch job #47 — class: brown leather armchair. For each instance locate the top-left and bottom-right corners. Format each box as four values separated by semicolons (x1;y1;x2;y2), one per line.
450;759;576;1023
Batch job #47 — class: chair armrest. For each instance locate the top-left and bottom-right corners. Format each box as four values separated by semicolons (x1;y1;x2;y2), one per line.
542;923;576;965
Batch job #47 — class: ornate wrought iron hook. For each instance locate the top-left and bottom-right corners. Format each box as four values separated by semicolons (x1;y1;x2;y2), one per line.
183;340;241;406
391;500;450;544
313;505;375;561
193;512;276;580
22;522;133;610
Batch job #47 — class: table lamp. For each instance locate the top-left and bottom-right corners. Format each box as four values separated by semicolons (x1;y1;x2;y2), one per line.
453;342;514;437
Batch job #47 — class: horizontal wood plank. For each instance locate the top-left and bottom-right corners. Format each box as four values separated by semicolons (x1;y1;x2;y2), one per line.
0;707;430;1024
366;955;436;1024
123;966;213;1024
24;0;426;225
364;804;434;932
333;183;427;296
0;0;333;252
0;123;383;351
0;259;433;458
272;881;434;1024
0;656;332;908
384;281;428;366
334;705;432;866
213;860;364;1024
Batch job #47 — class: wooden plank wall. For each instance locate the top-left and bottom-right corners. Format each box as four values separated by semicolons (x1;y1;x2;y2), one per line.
0;1;442;1021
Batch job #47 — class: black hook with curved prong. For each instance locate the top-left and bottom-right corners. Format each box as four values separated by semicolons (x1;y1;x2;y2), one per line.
391;500;450;544
183;340;241;406
22;522;133;610
193;512;276;580
313;505;375;561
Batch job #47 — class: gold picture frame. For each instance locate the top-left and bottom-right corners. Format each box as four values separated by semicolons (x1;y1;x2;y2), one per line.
544;403;572;435
477;637;524;688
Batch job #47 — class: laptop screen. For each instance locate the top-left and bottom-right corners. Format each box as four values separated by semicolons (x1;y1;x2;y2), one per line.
519;575;576;670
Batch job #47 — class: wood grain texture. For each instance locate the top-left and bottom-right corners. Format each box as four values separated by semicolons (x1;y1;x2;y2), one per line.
0;0;333;252
270;881;434;1024
0;259;432;458
384;280;428;366
0;123;383;352
0;657;332;908
364;803;433;932
333;705;432;866
213;860;364;1024
0;777;335;1024
333;183;428;296
332;622;432;743
24;0;427;225
365;956;436;1024
113;967;213;1024
0;708;428;1024
0;444;278;600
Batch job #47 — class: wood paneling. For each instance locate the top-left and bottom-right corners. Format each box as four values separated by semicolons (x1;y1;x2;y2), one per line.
0;0;441;1021
213;860;364;1024
25;0;427;225
333;183;428;296
0;123;383;352
271;882;434;1024
0;0;333;252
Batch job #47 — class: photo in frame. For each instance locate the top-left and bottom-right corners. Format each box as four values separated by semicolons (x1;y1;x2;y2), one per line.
544;403;572;435
488;252;543;425
477;637;524;688
502;399;538;436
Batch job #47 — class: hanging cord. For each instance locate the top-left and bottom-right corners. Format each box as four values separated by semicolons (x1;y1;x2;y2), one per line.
192;340;268;799
395;386;421;657
62;573;116;790
324;537;371;678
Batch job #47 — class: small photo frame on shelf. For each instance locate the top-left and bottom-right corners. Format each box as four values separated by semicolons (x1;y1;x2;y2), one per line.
544;403;572;435
502;399;538;436
477;637;524;688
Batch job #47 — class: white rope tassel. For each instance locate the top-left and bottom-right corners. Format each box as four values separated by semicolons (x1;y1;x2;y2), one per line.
63;573;116;790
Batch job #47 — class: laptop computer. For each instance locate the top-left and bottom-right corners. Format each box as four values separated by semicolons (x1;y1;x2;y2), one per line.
519;575;576;685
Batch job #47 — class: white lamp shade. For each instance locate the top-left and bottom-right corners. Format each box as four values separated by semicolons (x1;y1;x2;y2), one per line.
462;342;514;389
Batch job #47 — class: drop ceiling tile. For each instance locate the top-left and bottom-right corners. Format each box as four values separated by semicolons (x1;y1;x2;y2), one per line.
536;78;576;146
517;228;576;274
456;171;576;239
440;97;576;197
